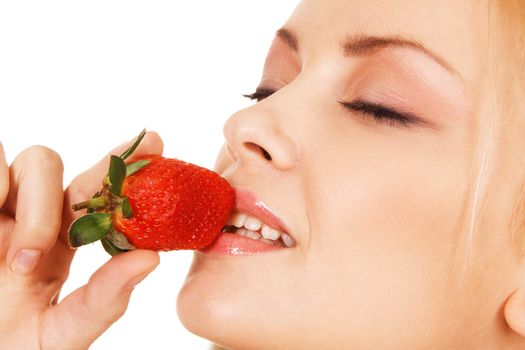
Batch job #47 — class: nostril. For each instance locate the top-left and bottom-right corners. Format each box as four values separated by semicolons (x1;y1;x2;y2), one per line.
244;142;273;161
261;148;272;161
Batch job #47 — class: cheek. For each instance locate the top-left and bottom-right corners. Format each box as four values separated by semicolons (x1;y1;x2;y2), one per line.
300;134;471;345
309;130;468;252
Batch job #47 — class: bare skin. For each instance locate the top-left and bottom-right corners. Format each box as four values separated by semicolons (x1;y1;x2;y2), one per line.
176;0;525;349
1;1;525;349
0;134;161;349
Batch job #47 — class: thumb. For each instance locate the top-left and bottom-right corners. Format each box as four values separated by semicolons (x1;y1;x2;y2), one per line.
42;250;160;350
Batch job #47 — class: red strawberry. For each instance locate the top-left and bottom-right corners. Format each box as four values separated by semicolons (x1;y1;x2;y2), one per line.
68;130;235;255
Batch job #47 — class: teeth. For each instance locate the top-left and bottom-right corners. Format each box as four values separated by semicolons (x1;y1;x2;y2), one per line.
229;212;248;228
260;238;280;246
237;228;262;240
261;224;281;240
281;233;296;248
224;211;296;248
235;228;247;235
244;217;263;231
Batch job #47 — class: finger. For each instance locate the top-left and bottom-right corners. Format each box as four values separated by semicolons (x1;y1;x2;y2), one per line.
0;143;8;207
61;131;163;239
42;250;160;350
5;146;64;274
0;143;10;256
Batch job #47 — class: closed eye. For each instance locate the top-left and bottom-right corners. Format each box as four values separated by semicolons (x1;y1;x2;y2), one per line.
337;100;421;128
243;88;276;102
245;89;429;130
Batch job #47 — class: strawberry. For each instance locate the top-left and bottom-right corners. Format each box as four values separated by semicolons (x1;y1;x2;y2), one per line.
68;130;235;255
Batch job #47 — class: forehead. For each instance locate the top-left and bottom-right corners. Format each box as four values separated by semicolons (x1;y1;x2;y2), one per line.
285;0;488;88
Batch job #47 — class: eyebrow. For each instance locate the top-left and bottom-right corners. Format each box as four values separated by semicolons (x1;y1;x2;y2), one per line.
276;28;458;76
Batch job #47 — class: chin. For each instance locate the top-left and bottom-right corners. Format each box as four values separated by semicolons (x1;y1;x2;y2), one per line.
176;251;297;350
176;252;258;350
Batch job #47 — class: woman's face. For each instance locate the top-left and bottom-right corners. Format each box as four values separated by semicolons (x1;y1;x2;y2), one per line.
177;0;499;349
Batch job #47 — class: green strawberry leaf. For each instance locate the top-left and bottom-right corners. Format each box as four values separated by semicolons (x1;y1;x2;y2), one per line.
121;197;133;218
68;213;112;248
108;155;126;196
101;237;129;256
126;159;151;177
120;129;146;160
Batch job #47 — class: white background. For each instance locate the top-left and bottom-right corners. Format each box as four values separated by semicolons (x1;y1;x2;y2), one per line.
0;1;299;349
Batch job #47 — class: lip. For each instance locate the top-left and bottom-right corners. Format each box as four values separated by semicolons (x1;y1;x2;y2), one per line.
198;186;293;256
232;187;290;235
199;232;284;255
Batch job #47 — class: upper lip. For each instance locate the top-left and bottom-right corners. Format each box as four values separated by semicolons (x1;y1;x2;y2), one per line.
232;186;291;236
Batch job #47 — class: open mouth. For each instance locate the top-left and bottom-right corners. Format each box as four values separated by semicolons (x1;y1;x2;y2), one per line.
221;211;296;248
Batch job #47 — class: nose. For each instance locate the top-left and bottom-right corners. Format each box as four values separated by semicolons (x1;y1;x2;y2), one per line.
223;106;299;171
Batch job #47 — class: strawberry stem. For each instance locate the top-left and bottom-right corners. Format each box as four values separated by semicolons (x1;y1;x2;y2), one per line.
71;195;109;211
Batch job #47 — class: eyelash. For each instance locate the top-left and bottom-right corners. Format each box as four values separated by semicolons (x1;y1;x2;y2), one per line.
243;88;418;128
242;88;276;102
336;100;417;128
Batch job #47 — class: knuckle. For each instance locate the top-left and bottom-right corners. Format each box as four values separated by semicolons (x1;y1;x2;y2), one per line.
106;304;126;324
22;145;64;173
84;283;127;326
16;219;60;246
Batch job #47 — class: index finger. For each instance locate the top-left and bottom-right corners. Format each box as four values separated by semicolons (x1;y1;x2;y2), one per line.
6;146;64;273
0;143;9;207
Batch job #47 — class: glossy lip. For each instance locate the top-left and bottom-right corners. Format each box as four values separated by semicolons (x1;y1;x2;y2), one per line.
198;186;295;255
232;186;291;237
199;232;284;256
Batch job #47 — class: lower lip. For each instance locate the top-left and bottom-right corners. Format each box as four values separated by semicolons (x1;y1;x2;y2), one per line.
199;232;285;255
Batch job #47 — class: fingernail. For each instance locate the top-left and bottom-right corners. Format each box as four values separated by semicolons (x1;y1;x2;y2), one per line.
11;249;41;275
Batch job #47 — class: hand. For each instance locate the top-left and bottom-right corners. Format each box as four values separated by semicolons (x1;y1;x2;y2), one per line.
0;132;163;350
